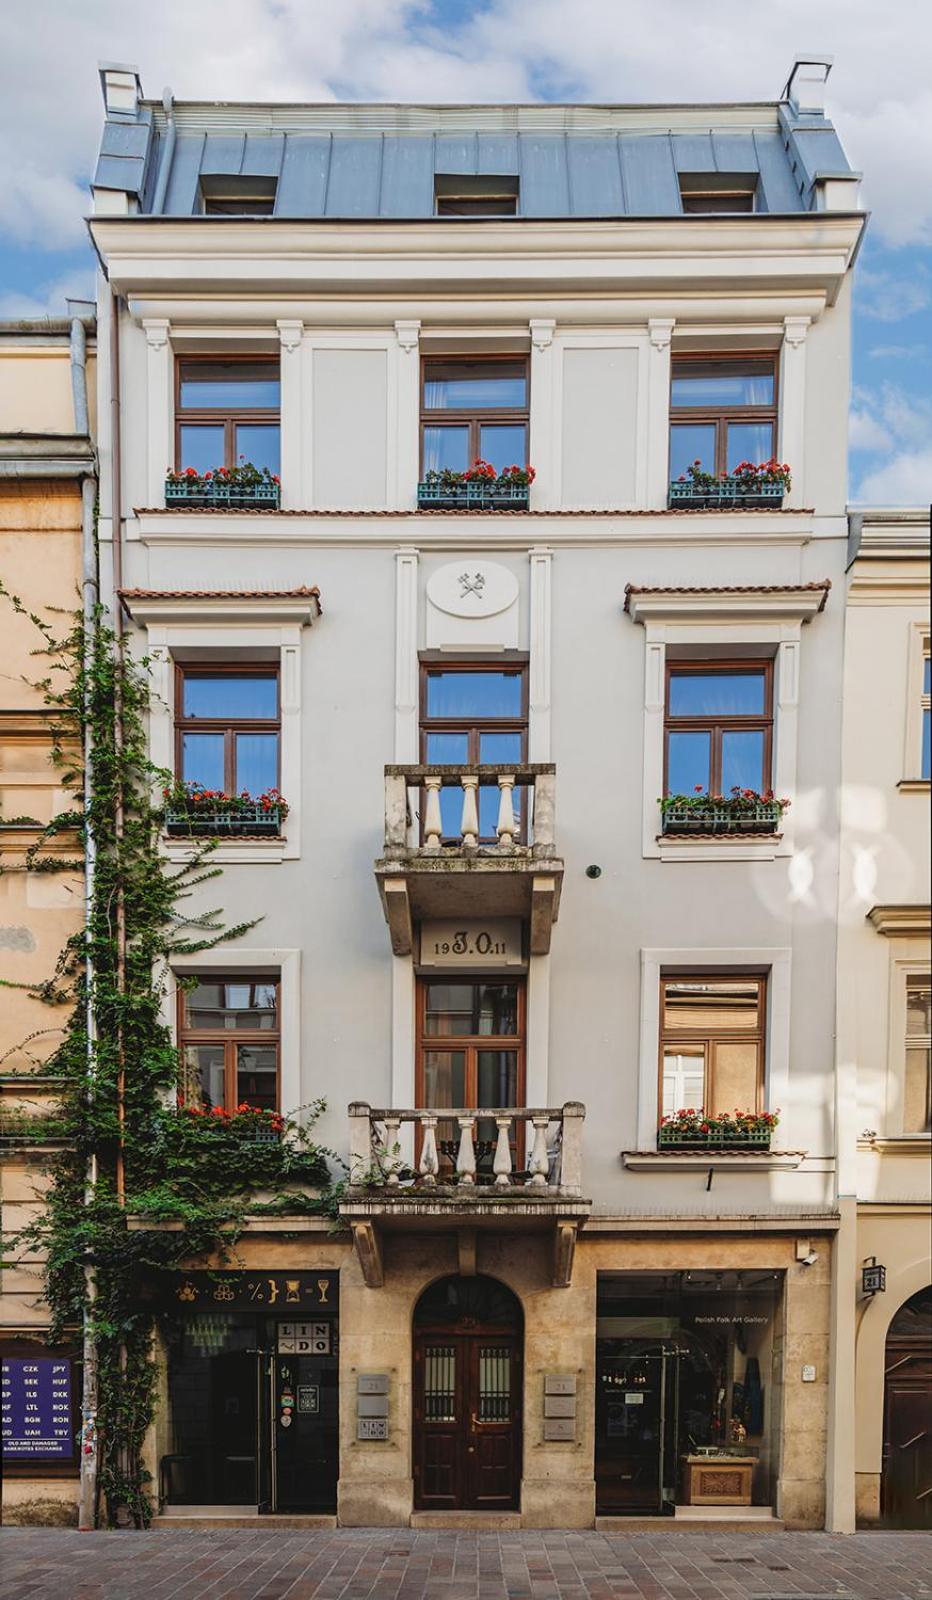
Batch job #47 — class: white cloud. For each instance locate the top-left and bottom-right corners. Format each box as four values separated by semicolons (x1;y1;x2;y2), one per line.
853;446;932;505
849;408;893;454
856;265;931;323
868;344;928;361
1;0;931;258
0;269;96;320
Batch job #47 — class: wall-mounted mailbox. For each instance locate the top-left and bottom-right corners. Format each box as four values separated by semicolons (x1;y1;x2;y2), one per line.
357;1418;389;1441
357;1394;389;1418
543;1374;577;1441
357;1372;390;1439
357;1373;389;1394
544;1394;576;1418
544;1374;577;1395
543;1417;576;1441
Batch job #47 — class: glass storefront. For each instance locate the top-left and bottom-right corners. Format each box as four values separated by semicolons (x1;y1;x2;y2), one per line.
596;1269;783;1515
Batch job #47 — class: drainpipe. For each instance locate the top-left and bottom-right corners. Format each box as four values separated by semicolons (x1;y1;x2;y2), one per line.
151;89;176;215
71;312;100;1533
108;289;127;1214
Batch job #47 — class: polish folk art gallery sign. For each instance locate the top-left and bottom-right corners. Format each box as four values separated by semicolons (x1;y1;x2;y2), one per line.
2;1358;74;1460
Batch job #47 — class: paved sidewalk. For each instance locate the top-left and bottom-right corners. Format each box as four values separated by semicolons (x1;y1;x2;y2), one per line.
1;1529;931;1600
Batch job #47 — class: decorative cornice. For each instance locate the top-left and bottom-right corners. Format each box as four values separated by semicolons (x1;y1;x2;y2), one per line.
624;581;830;623
867;904;931;938
119;587;321;626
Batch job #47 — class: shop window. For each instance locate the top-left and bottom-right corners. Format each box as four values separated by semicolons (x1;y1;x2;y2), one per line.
179;976;280;1112
175;665;280;794
660;973;766;1120
421;357;529;477
669;356;777;481
434;174;519;216
420;659;527;841
904;976;931;1133
664;661;773;796
176;357;280;476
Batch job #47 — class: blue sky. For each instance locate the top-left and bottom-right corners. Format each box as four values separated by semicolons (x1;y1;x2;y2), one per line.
1;0;929;503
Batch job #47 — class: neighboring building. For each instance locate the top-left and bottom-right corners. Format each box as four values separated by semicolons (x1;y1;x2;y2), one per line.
0;312;96;1524
835;508;931;1530
9;52;899;1532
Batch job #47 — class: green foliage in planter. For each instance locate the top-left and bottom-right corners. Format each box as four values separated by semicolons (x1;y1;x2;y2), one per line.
659;1108;779;1143
659;786;790;818
165;462;280;493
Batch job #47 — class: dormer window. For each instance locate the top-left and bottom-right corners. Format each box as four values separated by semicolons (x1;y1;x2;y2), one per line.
679;174;757;214
434;175;519;217
200;176;277;216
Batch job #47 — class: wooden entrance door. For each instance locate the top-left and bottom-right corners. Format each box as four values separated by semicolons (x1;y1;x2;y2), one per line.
414;1330;521;1510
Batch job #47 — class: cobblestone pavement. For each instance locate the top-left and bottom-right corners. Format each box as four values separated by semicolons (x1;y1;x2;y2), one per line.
2;1529;931;1600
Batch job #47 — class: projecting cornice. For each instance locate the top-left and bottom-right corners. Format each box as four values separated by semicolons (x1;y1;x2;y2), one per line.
119;587;321;625
867;904;931;938
624;581;830;624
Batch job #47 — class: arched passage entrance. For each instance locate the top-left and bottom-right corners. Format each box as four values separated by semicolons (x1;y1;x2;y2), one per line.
413;1274;522;1512
883;1285;932;1528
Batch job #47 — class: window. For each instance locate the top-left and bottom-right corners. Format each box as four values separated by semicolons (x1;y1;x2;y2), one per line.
417;977;526;1171
434;174;519;216
664;662;773;795
669;356;777;481
175;357;280;476
179;976;279;1111
421;660;527;840
660;974;767;1120
175;665;280;794
904;977;931;1133
421;358;529;477
921;639;931;781
200;176;277;215
679;174;757;214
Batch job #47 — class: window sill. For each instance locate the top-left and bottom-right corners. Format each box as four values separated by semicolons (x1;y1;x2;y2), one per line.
897;779;931;794
622;1149;805;1171
163;835;287;865
655;832;784;862
857;1135;931;1156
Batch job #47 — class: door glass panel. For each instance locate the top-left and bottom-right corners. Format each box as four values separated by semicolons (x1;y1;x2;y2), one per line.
479;423;527;473
426;732;469;764
426;672;523;719
727;420;774;470
476;983;518;1035
479;732;523;764
422;1050;467;1107
710;1040;760;1115
477;1051;518;1108
179;361;280;408
423;425;469;475
183;675;278;719
721;729;765;793
185;1043;226;1110
667;730;711;793
178;424;225;473
424;1346;456;1422
662;1049;706;1117
424;986;474;1037
236;1044;277;1110
668;671;766;717
478;1347;511;1421
235;733;279;794
478;734;524;837
181;732;225;790
235;423;280;475
669;423;716;480
671;367;774;407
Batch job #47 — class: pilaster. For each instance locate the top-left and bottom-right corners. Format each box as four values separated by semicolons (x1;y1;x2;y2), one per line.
779;315;810;509
645;318;674;510
394;320;421;509
277;319;305;510
142;318;172;507
528;319;557;508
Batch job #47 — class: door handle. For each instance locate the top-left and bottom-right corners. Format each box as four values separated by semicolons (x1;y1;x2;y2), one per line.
899;1431;927;1449
470;1411;478;1432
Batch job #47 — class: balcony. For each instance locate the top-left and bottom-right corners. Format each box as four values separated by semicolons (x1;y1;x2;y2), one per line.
340;1101;590;1287
374;764;563;956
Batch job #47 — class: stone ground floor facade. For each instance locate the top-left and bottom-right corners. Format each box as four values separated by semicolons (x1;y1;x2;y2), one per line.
1;1528;931;1600
5;1223;852;1531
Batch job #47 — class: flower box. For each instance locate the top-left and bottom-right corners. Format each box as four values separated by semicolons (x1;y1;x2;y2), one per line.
165;480;280;509
668;480;784;510
658;1123;772;1150
417;479;530;511
661;802;783;836
165;801;285;838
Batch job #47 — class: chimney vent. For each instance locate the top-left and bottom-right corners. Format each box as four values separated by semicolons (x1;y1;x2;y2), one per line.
98;62;143;117
784;56;833;115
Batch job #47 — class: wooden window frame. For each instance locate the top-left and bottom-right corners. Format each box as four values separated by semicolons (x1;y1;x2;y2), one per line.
419;354;530;474
177;975;281;1113
174;353;280;472
658;971;768;1120
415;976;527;1160
904;974;932;1134
174;662;281;794
921;635;931;782
663;658;774;796
419;657;529;842
669;352;779;479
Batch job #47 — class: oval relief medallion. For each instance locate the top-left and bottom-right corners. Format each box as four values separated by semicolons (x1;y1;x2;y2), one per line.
426;560;519;620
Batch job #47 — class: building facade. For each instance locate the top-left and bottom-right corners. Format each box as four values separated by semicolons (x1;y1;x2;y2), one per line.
2;56;928;1531
0;313;96;1524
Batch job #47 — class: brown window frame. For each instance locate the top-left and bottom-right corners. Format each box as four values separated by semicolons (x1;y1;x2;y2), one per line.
174;662;281;794
419;656;529;842
658;971;768;1121
174;353;281;473
177;974;281;1113
419;354;530;475
669;352;779;479
415;975;527;1171
663;658;774;796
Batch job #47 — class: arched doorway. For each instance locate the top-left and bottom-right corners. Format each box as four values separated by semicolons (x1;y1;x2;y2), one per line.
413;1274;522;1512
882;1285;932;1528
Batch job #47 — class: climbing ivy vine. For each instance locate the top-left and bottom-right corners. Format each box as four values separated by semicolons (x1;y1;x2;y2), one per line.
1;582;337;1527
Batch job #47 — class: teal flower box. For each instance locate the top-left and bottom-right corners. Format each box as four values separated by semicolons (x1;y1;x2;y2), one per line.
661;802;783;836
417;480;530;511
165;802;285;838
668;479;784;510
165;480;280;509
658;1124;772;1151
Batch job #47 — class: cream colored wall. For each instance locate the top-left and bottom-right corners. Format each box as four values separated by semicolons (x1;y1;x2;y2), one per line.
0;347;97;435
560;346;638;507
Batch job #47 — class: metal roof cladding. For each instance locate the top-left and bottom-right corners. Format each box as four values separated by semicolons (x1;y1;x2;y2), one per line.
93;76;862;220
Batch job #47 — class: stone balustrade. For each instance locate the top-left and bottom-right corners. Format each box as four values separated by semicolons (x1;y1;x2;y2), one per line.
348;1101;585;1194
383;763;556;855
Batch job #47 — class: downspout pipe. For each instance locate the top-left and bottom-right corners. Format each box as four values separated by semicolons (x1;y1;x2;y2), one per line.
151;88;176;215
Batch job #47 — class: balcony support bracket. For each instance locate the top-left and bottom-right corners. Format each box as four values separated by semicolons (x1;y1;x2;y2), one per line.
382;877;413;957
552;1221;578;1288
351;1220;384;1289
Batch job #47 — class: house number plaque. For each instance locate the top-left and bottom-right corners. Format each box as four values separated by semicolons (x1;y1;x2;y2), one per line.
419;919;523;970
